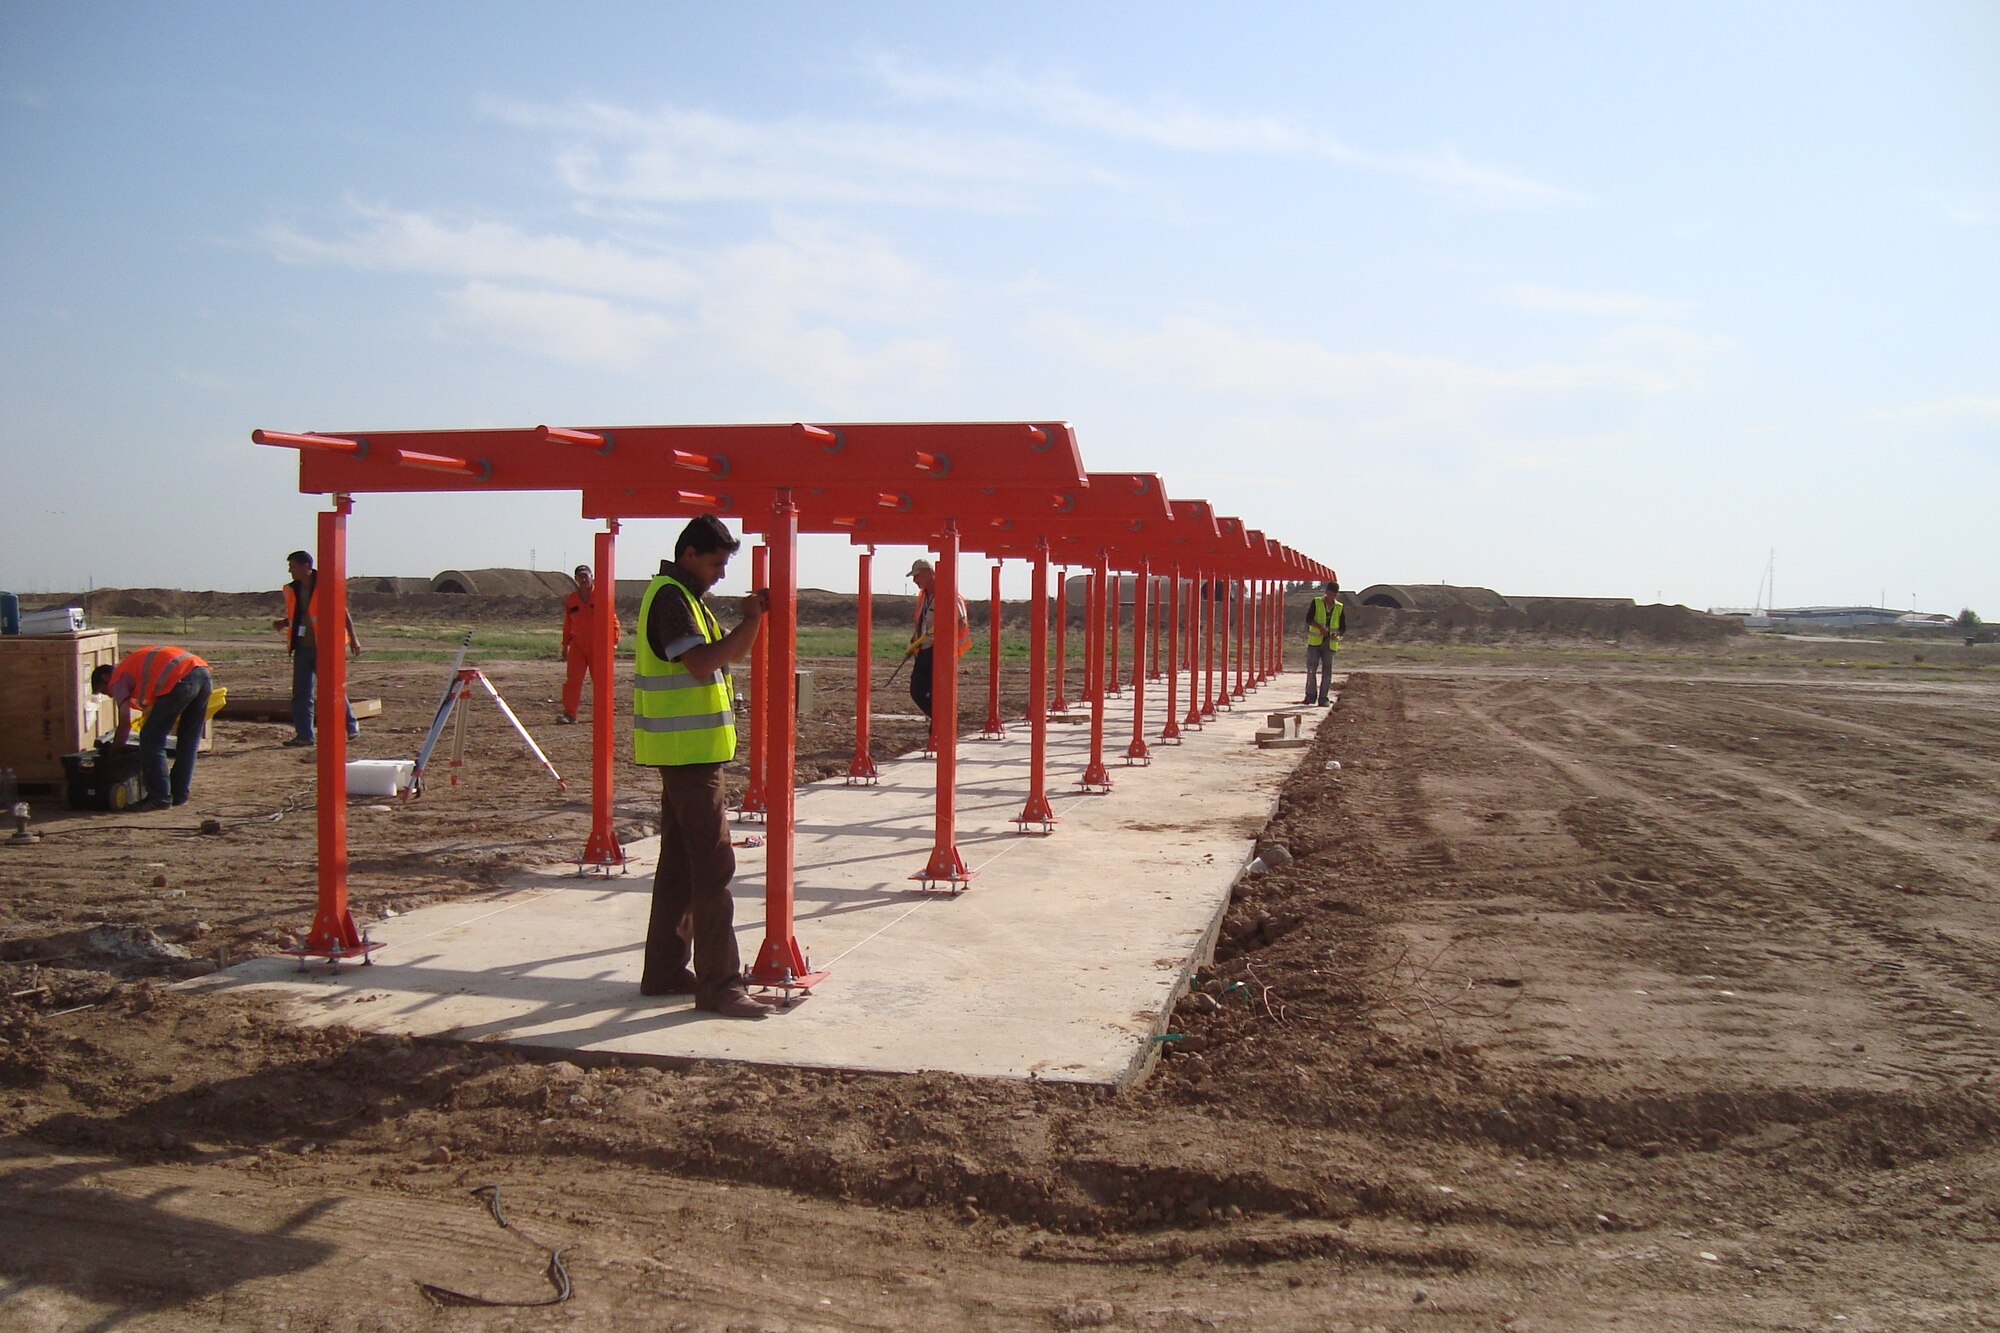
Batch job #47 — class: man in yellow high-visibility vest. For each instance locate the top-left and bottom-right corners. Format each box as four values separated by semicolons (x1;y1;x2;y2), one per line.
1302;579;1344;706
633;514;771;1018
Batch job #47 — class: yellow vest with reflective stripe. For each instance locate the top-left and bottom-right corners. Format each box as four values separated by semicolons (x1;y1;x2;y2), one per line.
1307;595;1343;648
633;574;736;766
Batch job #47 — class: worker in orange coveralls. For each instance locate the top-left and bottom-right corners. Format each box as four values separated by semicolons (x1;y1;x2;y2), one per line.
559;563;621;723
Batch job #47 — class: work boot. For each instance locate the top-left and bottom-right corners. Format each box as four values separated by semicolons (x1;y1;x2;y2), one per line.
698;993;770;1019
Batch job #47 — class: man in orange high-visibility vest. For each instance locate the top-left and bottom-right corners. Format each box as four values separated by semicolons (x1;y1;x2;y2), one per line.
273;549;361;747
905;557;970;721
92;645;213;810
558;563;621;724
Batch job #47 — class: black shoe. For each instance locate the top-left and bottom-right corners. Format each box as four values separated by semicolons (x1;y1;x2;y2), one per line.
282;736;313;748
132;798;171;812
639;969;698;997
347;726;361;739
171;796;190;807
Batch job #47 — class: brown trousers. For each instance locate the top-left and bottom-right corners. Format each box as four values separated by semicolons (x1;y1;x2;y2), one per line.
644;762;744;1004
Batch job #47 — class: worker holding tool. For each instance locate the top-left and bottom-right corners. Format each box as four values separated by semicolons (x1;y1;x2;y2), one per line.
274;549;361;747
905;557;970;720
91;645;212;810
558;563;620;723
1301;578;1343;706
633;514;774;1019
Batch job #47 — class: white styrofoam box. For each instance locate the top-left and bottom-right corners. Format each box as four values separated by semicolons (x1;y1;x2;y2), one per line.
345;759;414;796
17;607;86;634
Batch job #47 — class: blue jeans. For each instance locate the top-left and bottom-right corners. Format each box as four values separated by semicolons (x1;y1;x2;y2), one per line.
1304;642;1335;704
140;667;211;805
291;644;356;742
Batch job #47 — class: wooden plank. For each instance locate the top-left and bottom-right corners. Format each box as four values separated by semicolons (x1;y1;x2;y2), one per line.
216;695;383;723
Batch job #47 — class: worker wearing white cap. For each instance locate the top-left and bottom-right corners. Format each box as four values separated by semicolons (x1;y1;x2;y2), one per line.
559;563;621;723
905;557;970;720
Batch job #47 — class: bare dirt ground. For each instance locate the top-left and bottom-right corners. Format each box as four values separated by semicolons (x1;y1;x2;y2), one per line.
1;605;1996;1331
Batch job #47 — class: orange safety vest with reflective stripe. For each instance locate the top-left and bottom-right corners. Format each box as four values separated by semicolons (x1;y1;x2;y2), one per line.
914;588;972;657
109;646;208;708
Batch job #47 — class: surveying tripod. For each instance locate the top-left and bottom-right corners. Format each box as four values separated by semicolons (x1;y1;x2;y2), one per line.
410;632;568;798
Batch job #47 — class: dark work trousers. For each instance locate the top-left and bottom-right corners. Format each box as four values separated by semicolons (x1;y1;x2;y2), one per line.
139;667;211;806
1303;642;1336;704
644;761;746;1006
908;646;935;718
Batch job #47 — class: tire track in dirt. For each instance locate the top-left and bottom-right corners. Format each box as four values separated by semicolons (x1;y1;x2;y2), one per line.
1585;682;2000;886
1449;681;2000;1085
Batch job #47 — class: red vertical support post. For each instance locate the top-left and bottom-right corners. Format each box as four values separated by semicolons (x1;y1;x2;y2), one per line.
1201;570;1218;720
1255;580;1267;683
1125;556;1151;764
735;545;769;820
1079;551;1113;790
1106;568;1122;696
1217;579;1235;709
749;489;824;991
916;522;972;887
1015;539;1056;831
1182;570;1204;730
847;546;878;783
579;521;627;870
1050;566;1069;713
1224;580;1240;704
1268;580;1279;681
1272;581;1283;681
1160;562;1182;743
980;561;1004;737
1149;576;1163;680
1263;581;1273;682
293;495;374;965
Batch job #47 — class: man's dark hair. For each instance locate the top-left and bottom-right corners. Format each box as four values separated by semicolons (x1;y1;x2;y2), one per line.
91;665;112;693
288;550;312;566
674;514;740;562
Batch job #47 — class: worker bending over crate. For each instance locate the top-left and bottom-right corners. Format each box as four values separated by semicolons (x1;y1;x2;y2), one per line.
91;645;213;810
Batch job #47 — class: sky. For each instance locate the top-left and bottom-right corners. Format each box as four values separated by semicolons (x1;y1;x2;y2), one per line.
2;2;1995;614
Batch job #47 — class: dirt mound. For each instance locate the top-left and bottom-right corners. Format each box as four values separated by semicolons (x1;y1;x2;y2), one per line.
1342;599;1738;646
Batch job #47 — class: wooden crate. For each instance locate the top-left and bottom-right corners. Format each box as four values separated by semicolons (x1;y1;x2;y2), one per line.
0;629;121;783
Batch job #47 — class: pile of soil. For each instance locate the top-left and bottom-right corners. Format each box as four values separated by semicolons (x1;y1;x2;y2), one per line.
1338;598;1741;646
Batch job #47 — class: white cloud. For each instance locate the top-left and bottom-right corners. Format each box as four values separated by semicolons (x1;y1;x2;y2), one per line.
1035;313;1679;403
1867;395;2000;428
445;282;676;369
259;201;958;395
1502;282;1690;320
1938;191;1998;226
868;53;1588;211
481;96;1110;212
262;201;698;303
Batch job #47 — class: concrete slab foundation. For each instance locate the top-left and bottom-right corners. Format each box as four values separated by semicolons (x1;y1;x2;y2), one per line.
193;675;1341;1087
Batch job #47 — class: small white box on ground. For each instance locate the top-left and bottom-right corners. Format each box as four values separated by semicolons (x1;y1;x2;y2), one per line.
345;759;414;796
